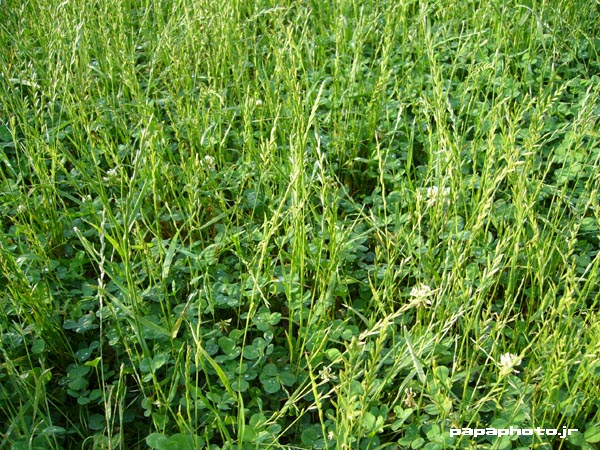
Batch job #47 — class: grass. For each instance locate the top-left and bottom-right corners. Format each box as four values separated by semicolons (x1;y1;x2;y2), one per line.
1;0;600;448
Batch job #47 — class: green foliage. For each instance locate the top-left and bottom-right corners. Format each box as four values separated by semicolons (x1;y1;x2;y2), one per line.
1;0;600;448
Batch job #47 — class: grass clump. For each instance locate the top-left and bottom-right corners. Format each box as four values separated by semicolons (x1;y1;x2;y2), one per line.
1;0;600;448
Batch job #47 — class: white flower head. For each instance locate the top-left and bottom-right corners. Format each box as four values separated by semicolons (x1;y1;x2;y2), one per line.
403;387;417;408
409;283;435;308
103;167;119;182
498;353;522;376
201;155;215;170
424;186;450;207
319;366;337;383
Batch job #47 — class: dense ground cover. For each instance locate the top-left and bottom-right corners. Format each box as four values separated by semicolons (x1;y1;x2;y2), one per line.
1;0;600;448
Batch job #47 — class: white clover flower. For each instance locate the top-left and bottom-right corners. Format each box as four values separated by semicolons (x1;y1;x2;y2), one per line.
201;155;215;170
498;353;522;376
103;167;119;182
409;283;435;308
319;366;337;383
403;387;417;408
425;186;450;207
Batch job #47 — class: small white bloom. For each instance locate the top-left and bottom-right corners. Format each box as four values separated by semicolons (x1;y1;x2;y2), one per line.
319;366;337;383
103;167;119;182
255;98;263;106
217;318;231;333
409;283;434;308
403;387;417;408
201;155;215;170
426;186;439;198
498;353;521;376
425;186;450;207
